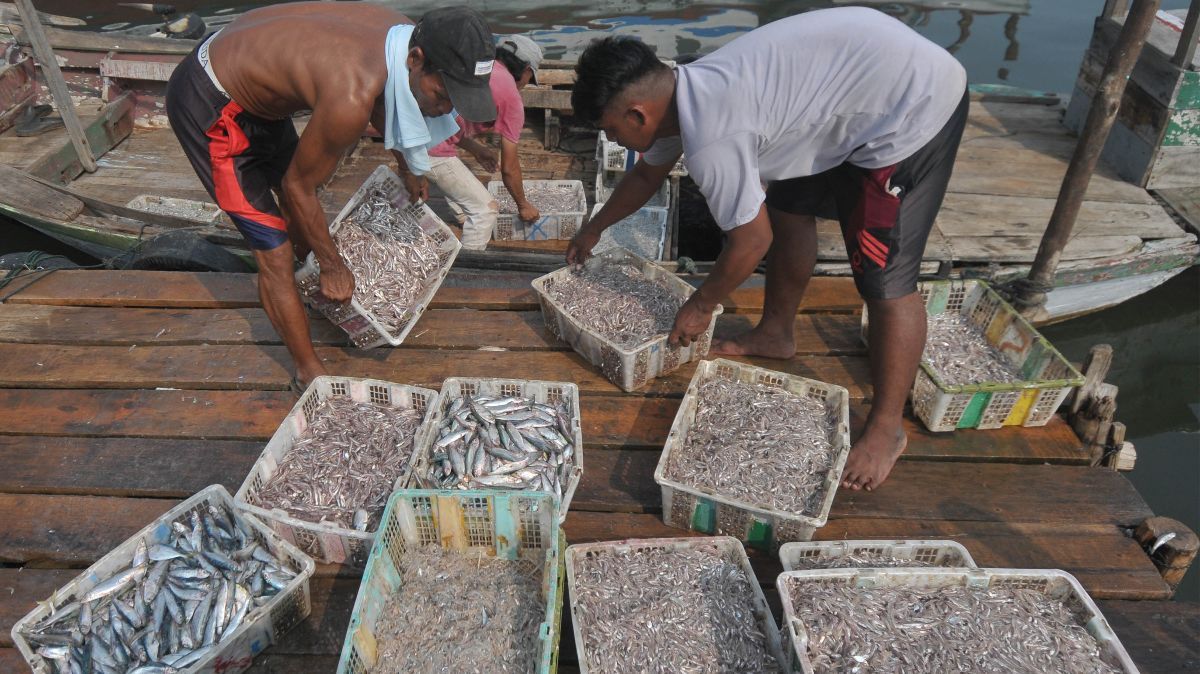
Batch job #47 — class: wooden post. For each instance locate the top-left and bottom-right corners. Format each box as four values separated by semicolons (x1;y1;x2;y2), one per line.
1070;344;1117;465
11;0;96;173
1172;0;1199;69
1015;0;1159;315
1135;517;1200;593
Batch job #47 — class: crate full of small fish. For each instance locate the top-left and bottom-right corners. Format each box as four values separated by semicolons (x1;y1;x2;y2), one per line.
597;130;688;176
590;203;669;261
488;178;588;240
337;489;564;674
11;485;314;674
862;279;1084;431
654;358;850;549
777;567;1138;674
234;376;437;566
409;377;583;525
295;165;462;349
594;168;671;209
566;536;787;673
532;246;722;392
779;539;977;571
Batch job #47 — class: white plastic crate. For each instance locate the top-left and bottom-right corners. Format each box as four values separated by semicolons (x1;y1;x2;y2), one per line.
295;165;461;349
531;247;722;392
337;489;564;674
11;485;315;674
488;179;587;240
407;377;583;525
234;376;438;566
565;536;787;673
779;539;977;571
590;203;668;261
597;130;688;176
594;168;671;208
862;279;1084;431
126;194;222;224
777;567;1139;674
653;358;851;550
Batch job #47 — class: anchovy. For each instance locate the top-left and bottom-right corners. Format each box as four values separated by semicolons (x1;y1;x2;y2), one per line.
542;259;685;348
923;312;1024;386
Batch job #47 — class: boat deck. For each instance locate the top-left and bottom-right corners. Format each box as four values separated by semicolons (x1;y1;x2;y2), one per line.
0;267;1195;671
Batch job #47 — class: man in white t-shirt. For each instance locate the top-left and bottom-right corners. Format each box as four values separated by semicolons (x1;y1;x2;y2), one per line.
566;7;968;492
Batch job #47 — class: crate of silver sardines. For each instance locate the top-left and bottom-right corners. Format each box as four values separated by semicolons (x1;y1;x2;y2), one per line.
488;178;588;240
295;165;462;349
777;567;1138;673
235;376;437;566
532;246;722;392
863;279;1084;431
11;485;314;674
337;489;564;674
654;358;850;550
409;377;583;525
779;539;977;571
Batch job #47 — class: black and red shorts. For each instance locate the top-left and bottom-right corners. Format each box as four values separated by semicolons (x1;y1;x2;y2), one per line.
165;42;298;251
765;89;969;300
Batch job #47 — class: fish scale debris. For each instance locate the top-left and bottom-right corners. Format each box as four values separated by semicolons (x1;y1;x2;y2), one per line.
370;546;544;673
664;378;836;517
20;503;301;674
544;261;684;348
923;312;1024;386
250;396;423;531
788;581;1123;674
571;544;782;673
496;182;580;214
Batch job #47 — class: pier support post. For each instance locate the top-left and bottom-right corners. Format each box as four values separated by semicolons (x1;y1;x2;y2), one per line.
1135;517;1199;593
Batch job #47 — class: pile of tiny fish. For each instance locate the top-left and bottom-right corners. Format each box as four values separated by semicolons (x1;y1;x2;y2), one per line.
665;378;836;517
545;261;684;348
371;546;544;673
333;189;443;334
923;312;1023;387
422;393;575;497
496;182;580;214
787;581;1123;673
786;552;950;571
250;396;424;531
572;543;782;673
19;503;301;674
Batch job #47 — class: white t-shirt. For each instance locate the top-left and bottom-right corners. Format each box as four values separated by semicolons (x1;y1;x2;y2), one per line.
642;7;967;230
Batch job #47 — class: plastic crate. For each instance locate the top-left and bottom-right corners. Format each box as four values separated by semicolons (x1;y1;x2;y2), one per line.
597;130;688;176
235;376;438;566
862;279;1084;431
408;377;583;525
594;168;671;208
776;567;1138;674
531;247;722;392
590;203;668;261
565;536;787;673
337;489;563;674
779;539;977;571
295;165;461;349
653;359;851;550
11;485;315;674
488;179;587;241
126;194;222;224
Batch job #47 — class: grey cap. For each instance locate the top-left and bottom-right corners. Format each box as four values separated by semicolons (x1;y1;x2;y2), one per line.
497;34;544;83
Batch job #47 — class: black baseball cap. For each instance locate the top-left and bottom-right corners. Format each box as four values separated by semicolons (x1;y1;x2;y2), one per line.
412;7;497;123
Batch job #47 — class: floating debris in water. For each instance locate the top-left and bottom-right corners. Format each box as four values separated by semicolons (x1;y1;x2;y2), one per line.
923;312;1023;386
544;261;683;348
250;396;423;531
787;581;1123;674
496;182;580;214
20;503;300;674
786;552;947;571
422;394;575;499
572;543;782;673
333;189;443;334
664;378;836;517
370;546;544;673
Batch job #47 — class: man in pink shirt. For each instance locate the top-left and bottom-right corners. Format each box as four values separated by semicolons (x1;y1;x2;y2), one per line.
427;34;543;249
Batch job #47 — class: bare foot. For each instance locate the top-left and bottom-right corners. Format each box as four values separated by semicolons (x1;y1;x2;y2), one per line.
841;428;907;492
711;324;796;359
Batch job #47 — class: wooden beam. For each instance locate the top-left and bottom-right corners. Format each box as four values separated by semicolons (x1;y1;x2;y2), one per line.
1134;516;1200;593
1172;0;1199;68
0;56;35;135
521;86;573;111
25;93;133;183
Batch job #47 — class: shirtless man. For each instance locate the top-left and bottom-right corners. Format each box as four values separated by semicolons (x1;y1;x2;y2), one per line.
566;8;968;491
166;4;496;389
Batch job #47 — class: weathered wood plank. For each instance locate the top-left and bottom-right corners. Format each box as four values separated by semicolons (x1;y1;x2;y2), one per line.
1156;185;1200;235
939;192;1184;242
1097;600;1200;672
0;493;174;566
0;568;77;647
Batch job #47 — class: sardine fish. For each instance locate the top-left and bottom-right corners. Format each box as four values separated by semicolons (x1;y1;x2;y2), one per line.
495;182;580;215
923;312;1023;387
544;261;684;349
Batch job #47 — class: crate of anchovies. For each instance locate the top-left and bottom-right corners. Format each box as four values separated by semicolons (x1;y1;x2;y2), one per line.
779;539;977;571
295;165;462;349
531;246;723;392
654;358;850;550
11;485;314;674
337;489;564;674
597;130;688;176
777;567;1138;674
590;203;669;261
234;376;438;566
488;178;588;241
594;168;672;209
862;279;1084;431
408;377;583;525
566;536;787;673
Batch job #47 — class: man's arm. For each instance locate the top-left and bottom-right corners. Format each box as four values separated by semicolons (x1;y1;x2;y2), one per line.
497;137;539;222
368;102;428;202
565;155;676;264
458;135;498;173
